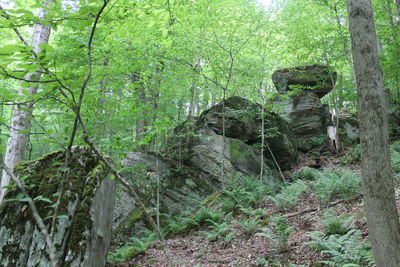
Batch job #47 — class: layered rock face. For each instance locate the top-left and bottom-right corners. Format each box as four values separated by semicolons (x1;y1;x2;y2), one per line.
0;146;115;267
272;65;336;151
113;96;298;242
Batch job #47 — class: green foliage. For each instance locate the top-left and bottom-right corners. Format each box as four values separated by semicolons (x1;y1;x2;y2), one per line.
390;141;400;173
309;134;328;147
222;175;272;212
256;216;294;253
321;214;352;236
290;167;318;181
307;230;375;266
252;257;268;266
314;168;361;203
164;206;225;236
270;180;308;209
201;220;234;242
342;145;361;165
240;217;262;236
107;237;150;262
163;213;199;235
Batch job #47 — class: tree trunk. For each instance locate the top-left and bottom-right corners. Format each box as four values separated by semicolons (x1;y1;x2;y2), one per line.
396;0;400;27
347;1;400;266
133;72;147;152
0;0;54;204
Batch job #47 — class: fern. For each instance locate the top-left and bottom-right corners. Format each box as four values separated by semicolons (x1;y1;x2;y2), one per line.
314;168;361;203
290;166;318;181
202;220;233;242
307;229;375;266
270;180;307;209
107;237;150;262
240;217;261;236
321;215;353;236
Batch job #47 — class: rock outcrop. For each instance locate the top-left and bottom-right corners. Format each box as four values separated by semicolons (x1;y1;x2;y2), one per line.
272;65;335;151
0;146;115;267
272;64;336;98
113;96;298;243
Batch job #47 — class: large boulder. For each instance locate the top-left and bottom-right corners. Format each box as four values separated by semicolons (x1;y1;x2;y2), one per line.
113;97;297;243
272;64;337;98
273;65;335;151
276;91;332;151
113;152;214;243
0;146;115;267
197;96;298;170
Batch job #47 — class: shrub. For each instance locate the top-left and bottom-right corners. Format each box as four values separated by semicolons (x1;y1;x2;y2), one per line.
314;168;361;203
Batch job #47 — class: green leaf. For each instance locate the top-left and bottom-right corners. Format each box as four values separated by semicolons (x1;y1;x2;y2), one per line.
0;44;24;54
34;196;53;203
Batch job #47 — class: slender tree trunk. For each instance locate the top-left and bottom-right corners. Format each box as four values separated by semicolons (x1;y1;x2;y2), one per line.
133;73;147;152
0;0;53;204
396;0;400;27
347;1;400;266
188;58;201;117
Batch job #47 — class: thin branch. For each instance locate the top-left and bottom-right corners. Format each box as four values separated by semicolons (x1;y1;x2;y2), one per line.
0;67;58;83
50;0;109;238
283;194;363;218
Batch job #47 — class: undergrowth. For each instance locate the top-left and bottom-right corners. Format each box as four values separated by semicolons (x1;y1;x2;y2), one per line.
109;166;369;264
307;229;375;266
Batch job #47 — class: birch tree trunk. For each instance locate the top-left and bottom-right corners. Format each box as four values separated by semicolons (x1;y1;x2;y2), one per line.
0;0;54;204
347;0;400;266
396;0;400;27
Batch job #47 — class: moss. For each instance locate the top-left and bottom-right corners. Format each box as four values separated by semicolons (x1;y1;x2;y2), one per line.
114;208;144;235
229;139;241;163
67;159;109;254
0;146;111;264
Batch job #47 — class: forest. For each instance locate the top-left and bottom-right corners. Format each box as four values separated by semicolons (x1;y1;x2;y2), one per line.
0;0;400;266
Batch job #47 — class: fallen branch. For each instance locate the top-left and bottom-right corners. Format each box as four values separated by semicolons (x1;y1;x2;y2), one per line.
283;194;363;219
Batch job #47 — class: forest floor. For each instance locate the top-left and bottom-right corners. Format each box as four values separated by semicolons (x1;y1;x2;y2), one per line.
107;147;398;267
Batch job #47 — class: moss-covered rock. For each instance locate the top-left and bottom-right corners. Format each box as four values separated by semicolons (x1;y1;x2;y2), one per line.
272;64;336;98
113;97;291;243
273;74;334;152
0;146;115;267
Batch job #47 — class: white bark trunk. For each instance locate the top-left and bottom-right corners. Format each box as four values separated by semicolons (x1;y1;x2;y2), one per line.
0;0;54;204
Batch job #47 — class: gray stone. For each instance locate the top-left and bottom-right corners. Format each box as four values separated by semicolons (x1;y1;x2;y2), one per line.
113;97;292;243
0;146;115;267
275;91;330;151
337;113;360;143
272;64;336;98
272;65;338;151
197;96;298;169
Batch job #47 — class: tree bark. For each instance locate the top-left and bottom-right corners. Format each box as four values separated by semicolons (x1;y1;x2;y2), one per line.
396;0;400;27
347;0;400;266
0;0;54;204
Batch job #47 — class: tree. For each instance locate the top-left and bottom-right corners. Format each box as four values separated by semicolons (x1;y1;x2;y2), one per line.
0;0;54;203
347;0;400;266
